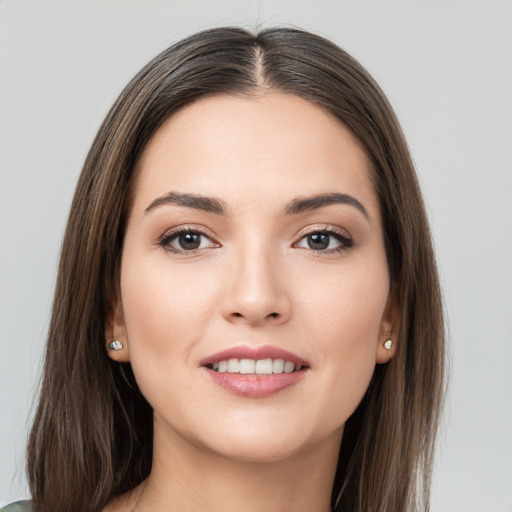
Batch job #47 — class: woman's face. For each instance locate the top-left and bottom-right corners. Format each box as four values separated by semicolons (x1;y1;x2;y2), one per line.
110;92;394;462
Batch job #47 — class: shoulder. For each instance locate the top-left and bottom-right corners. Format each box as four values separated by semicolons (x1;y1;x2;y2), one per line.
0;501;33;512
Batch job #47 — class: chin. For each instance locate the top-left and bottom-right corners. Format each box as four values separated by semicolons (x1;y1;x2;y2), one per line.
204;436;312;464
186;416;342;465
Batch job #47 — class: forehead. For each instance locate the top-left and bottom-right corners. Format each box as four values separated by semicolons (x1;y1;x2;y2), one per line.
132;92;378;216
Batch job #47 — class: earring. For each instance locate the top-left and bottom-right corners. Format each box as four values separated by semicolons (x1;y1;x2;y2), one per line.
108;340;123;351
384;339;393;352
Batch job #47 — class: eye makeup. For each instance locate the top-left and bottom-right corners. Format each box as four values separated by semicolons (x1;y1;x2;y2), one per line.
157;225;220;254
293;225;354;255
156;223;354;257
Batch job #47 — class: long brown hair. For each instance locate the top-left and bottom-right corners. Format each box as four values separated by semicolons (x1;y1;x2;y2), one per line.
27;26;445;512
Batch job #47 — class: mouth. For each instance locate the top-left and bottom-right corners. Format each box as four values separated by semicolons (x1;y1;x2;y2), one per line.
207;358;304;374
201;345;309;398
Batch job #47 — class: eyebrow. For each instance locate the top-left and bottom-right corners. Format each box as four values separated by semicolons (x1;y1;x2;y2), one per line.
283;193;369;219
145;192;226;215
144;191;368;219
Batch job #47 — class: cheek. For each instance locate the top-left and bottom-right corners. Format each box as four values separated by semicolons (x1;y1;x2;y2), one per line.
119;252;220;385
297;260;389;420
301;258;389;348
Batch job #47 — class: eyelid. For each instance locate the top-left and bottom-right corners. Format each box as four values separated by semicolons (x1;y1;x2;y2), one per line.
295;224;351;239
157;225;220;253
156;223;353;255
292;225;354;253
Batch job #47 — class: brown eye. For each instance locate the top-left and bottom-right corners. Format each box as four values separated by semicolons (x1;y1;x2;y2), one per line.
176;232;201;250
307;233;330;250
295;229;353;253
159;229;218;253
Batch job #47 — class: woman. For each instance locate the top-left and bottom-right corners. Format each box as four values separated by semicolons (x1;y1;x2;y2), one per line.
2;26;444;512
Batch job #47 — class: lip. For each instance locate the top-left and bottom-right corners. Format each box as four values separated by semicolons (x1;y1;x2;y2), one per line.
200;344;309;398
200;344;308;367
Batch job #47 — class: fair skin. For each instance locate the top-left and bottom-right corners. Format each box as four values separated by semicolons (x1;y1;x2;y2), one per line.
105;92;396;512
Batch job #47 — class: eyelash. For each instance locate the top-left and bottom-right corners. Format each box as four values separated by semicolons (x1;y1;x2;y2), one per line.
157;226;219;254
293;226;354;254
157;226;353;255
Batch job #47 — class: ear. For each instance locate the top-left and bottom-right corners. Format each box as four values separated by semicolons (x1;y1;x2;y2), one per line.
104;285;130;363
375;287;399;364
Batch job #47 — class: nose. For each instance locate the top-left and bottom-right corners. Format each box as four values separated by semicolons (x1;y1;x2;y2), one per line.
221;245;292;327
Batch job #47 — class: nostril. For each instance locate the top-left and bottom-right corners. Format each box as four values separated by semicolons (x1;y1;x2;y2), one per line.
231;311;279;320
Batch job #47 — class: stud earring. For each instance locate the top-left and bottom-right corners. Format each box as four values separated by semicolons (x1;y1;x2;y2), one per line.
108;340;123;351
384;339;393;352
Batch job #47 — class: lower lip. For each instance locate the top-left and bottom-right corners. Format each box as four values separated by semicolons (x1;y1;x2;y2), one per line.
204;368;308;398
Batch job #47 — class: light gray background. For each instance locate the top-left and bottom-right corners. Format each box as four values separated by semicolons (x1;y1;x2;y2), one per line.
1;1;511;510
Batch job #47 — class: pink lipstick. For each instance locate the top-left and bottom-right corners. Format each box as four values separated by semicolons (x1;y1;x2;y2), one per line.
201;345;309;398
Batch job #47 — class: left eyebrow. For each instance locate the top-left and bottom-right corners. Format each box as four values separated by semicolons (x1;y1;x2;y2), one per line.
283;193;369;219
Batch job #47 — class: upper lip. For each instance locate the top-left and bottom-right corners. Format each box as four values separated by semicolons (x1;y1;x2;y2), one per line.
200;344;308;368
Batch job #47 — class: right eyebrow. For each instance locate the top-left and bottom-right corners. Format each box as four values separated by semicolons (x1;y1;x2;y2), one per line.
144;192;226;215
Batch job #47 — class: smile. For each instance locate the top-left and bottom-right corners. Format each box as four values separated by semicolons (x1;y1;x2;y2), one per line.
201;345;309;398
208;358;302;374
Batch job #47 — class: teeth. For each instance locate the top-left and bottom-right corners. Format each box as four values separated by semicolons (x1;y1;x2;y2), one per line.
255;359;272;374
272;359;284;373
239;359;255;374
227;358;239;373
284;361;295;373
210;358;302;375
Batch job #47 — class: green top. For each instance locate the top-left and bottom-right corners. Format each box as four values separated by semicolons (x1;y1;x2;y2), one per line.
0;502;32;512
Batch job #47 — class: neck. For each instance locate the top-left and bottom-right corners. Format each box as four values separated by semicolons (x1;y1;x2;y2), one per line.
133;416;341;512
